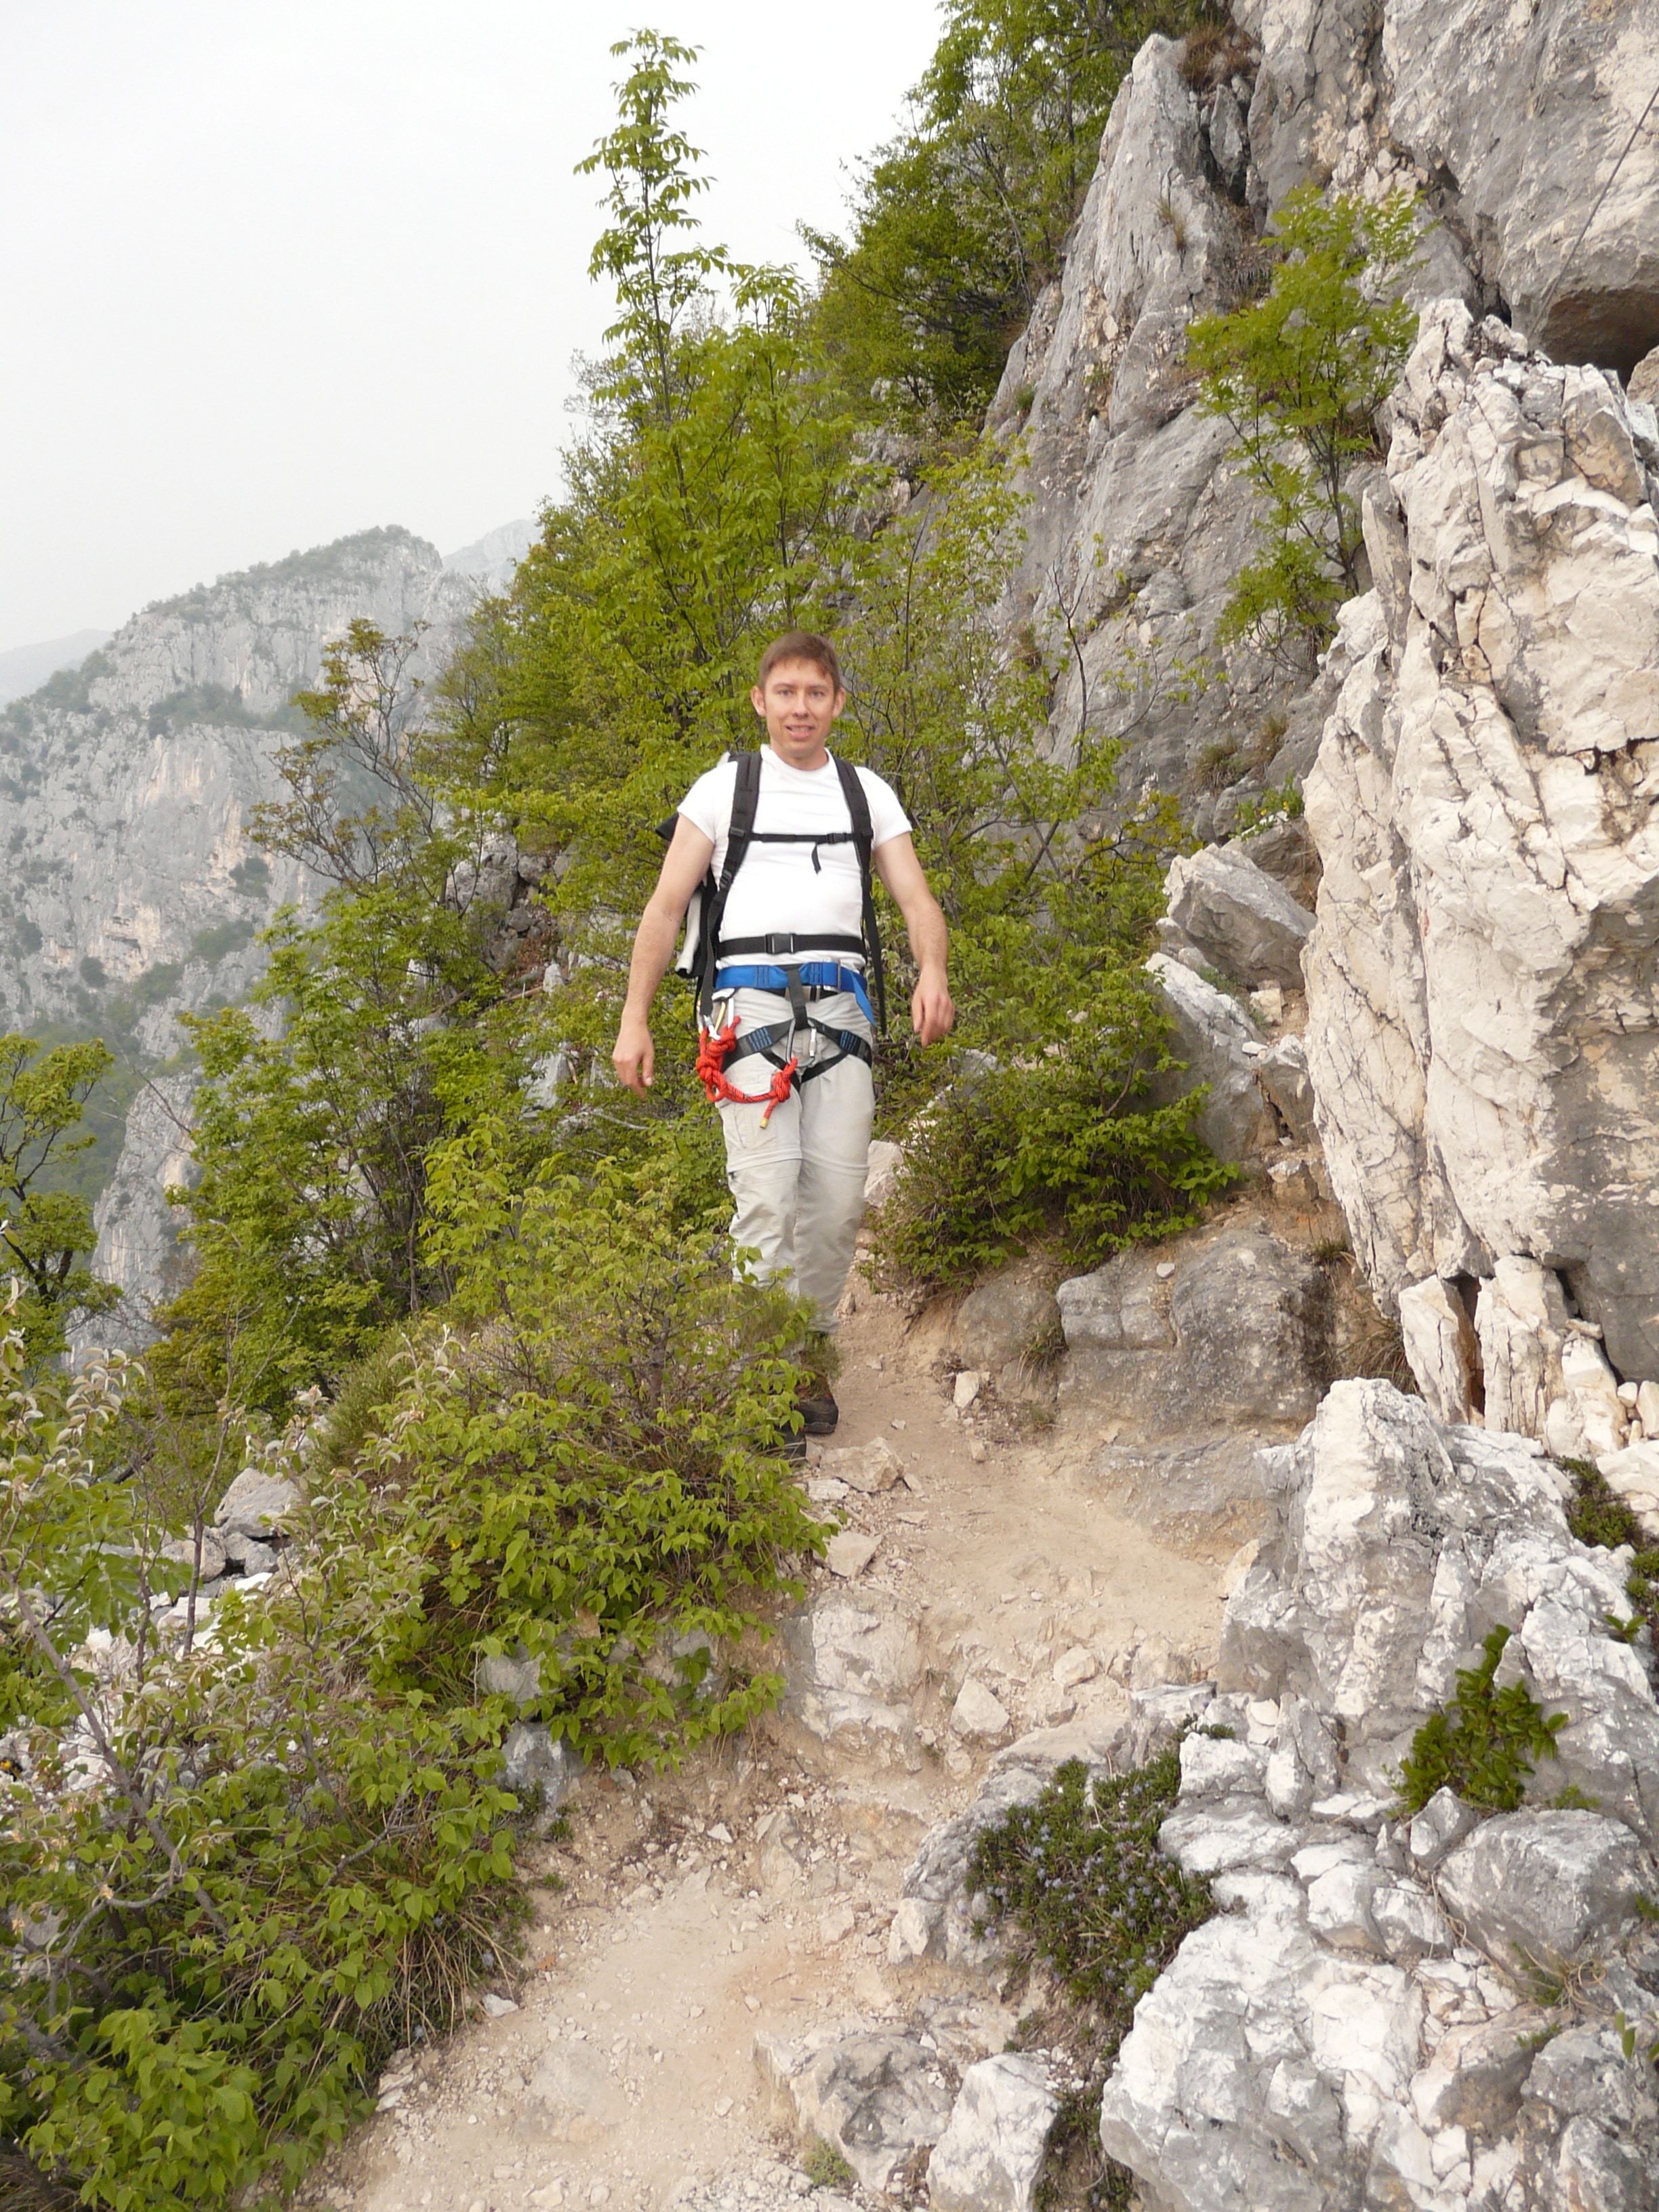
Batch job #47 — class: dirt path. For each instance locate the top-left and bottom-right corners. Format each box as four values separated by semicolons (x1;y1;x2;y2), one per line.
300;1282;1232;2212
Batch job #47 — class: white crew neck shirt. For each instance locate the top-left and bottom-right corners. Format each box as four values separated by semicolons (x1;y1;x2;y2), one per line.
678;750;911;962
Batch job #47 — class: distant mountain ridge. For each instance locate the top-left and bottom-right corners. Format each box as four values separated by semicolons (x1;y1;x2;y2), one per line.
0;628;115;706
0;520;503;1344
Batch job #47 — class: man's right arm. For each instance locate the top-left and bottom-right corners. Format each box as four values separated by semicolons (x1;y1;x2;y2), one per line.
611;817;716;1096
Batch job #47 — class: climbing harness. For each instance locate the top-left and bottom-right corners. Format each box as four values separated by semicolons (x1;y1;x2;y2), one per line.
660;750;887;1118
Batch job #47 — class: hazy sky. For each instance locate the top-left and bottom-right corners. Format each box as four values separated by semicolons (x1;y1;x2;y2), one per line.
0;0;943;652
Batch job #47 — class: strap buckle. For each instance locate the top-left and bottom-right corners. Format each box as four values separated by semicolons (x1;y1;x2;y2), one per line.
763;931;795;956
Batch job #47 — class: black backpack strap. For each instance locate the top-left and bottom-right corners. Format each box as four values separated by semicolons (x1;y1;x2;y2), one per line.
831;755;886;1035
699;750;764;1021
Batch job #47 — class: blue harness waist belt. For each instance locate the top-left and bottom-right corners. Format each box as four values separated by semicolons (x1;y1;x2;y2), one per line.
713;960;876;1028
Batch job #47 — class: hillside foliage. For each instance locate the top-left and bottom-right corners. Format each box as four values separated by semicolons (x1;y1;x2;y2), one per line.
1187;186;1420;657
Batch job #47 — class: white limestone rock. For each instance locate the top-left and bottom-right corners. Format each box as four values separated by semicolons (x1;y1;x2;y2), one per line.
1302;304;1659;1385
927;2053;1059;2212
212;1469;300;1544
1099;1872;1421;2211
1396;1277;1481;1427
819;1437;904;1495
782;1584;920;1743
951;1679;1012;1742
1143;955;1277;1164
1435;1811;1658;1976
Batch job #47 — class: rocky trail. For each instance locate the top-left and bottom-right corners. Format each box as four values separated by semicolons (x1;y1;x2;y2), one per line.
295;1269;1244;2212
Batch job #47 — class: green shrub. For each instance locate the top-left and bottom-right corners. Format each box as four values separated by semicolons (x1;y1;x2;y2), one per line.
358;1120;830;1765
969;1748;1214;2036
0;1336;524;2211
868;960;1235;1290
1563;1459;1659;1641
1396;1626;1567;1816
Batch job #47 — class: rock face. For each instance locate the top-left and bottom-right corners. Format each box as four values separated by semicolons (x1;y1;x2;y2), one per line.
1303;301;1659;1402
1095;1381;1659;2209
1059;1221;1328;1433
1239;0;1659;375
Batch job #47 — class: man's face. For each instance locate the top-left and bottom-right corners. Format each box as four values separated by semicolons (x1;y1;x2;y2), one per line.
751;659;844;766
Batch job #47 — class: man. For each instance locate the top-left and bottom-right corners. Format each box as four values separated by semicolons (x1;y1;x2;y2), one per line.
612;630;954;1433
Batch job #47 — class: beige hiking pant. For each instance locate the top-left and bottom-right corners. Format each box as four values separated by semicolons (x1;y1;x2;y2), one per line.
714;987;874;1333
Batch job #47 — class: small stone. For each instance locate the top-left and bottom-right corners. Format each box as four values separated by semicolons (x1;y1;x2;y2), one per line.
713;2095;734;2117
708;1822;733;1845
950;1677;1011;1739
819;1438;903;1495
953;1370;983;1410
1052;1647;1098;1688
1408;1787;1481;1872
819;1902;855;1944
482;1992;519;2018
807;1477;849;1502
967;1440;987;1464
824;1530;879;1578
1155;1261;1176;1279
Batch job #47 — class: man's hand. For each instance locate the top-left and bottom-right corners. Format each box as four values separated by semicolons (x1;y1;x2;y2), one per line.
612;1014;656;1097
911;966;955;1046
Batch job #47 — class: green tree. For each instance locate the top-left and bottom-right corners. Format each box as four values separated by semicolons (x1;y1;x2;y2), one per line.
806;0;1228;422
1186;185;1420;659
153;892;524;1416
429;31;854;1083
0;1033;120;1364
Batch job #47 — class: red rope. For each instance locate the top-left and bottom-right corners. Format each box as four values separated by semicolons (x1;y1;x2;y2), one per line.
696;1016;797;1126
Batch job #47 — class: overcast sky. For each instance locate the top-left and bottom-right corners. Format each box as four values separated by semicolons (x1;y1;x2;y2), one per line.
0;0;943;653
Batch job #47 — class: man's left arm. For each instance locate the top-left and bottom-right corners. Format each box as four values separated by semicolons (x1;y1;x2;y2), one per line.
872;835;955;1046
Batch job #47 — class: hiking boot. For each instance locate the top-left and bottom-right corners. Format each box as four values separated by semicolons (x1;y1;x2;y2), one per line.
796;1387;840;1437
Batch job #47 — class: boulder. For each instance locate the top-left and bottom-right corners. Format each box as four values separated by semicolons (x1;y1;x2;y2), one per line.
1143;954;1276;1164
158;1532;226;1586
1256;1035;1318;1150
927;2053;1058;2212
1435;1811;1657;1976
212;1469;300;1544
1302;305;1659;1383
824;1531;880;1580
783;1584;921;1744
755;2024;956;2193
954;1269;1060;1376
951;1679;1012;1742
1059;1226;1326;1437
499;1723;582;1816
1164;843;1314;991
864;1139;905;1211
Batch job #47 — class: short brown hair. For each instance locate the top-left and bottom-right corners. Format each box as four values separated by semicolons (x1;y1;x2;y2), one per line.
756;630;843;693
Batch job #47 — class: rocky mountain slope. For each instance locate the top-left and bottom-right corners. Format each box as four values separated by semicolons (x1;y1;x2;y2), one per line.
998;0;1659;838
0;525;483;1334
